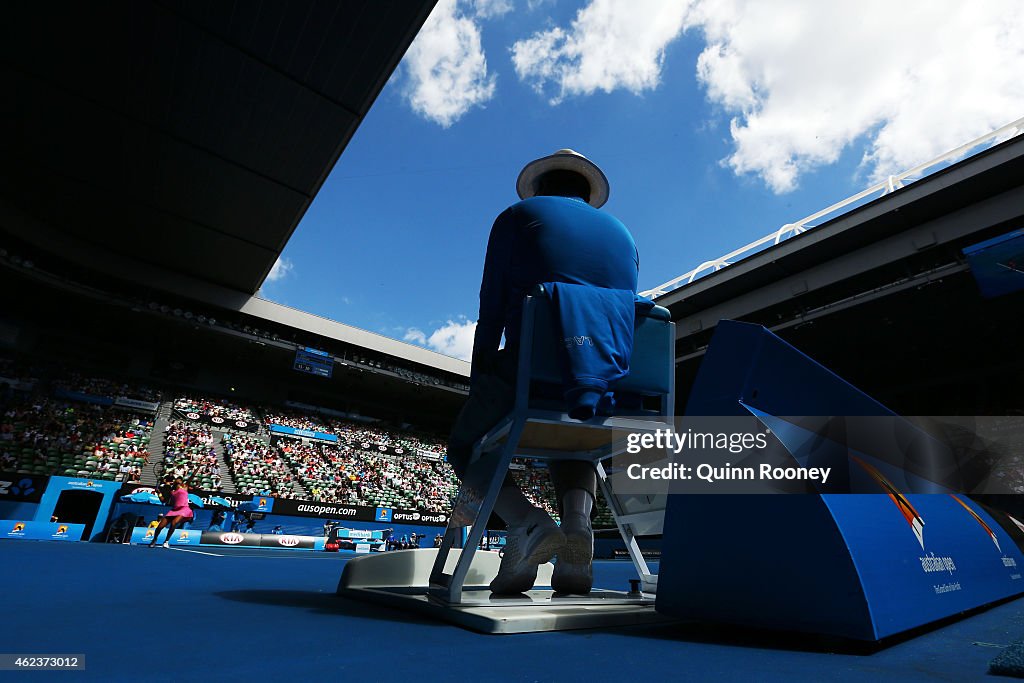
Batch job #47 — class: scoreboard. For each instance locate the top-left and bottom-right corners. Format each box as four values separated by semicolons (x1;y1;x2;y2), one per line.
293;347;333;378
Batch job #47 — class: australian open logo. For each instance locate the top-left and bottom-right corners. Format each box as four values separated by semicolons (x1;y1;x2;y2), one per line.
11;522;25;533
563;336;594;349
277;536;300;547
220;533;244;545
56;525;68;535
9;478;35;497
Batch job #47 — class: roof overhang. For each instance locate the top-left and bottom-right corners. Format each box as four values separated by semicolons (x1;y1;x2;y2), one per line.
0;0;436;294
656;133;1024;349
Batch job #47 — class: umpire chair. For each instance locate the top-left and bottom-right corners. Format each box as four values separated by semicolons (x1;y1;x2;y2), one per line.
339;286;675;633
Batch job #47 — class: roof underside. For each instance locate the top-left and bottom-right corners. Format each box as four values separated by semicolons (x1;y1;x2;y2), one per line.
0;0;435;294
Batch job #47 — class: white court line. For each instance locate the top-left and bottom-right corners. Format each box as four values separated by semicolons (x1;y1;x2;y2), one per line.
166;547;343;559
167;547;224;557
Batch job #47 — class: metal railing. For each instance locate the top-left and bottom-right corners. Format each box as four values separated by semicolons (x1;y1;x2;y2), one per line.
641;117;1024;298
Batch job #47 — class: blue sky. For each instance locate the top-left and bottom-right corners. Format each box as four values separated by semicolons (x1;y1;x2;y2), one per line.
259;0;1024;360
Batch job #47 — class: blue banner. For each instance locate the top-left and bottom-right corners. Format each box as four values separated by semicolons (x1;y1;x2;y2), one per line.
58;477;123;493
2;520;84;541
0;473;48;503
53;389;114;406
268;424;338;443
238;496;275;513
334;528;385;540
113;397;160;412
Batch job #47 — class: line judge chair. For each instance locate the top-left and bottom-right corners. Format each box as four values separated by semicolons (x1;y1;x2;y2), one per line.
428;285;675;605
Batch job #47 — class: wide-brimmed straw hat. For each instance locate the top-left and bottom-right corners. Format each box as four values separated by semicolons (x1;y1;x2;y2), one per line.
516;148;609;208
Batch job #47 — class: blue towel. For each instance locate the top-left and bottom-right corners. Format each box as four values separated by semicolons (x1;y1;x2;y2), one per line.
544;282;642;420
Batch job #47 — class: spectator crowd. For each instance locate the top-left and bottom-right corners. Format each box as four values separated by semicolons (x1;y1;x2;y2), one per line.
224;433;297;498
1;396;150;482
0;362;616;526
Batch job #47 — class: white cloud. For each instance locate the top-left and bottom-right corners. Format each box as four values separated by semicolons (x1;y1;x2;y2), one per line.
404;328;427;345
687;0;1024;192
265;256;293;283
470;0;513;19
512;0;692;103
405;318;477;360
402;0;497;127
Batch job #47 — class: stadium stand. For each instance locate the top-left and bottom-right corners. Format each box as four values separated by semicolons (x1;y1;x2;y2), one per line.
225;433;299;498
159;421;219;489
174;394;259;424
0;358;617;526
0;397;151;481
263;407;331;434
53;372;161;403
275;438;458;512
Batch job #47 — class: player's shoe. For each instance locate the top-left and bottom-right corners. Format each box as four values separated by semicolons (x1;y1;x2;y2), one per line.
489;517;565;595
162;542;170;548
552;513;593;594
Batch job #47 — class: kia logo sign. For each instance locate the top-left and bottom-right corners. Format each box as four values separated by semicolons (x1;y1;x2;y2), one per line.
278;536;300;547
186;412;200;420
220;533;244;545
212;416;225;424
236;421;248;429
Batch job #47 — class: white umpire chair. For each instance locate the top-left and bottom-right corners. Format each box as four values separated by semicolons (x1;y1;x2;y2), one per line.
338;286;675;633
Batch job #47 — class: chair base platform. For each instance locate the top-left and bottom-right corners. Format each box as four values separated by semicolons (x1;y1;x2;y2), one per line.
338;585;671;634
335;549;671;634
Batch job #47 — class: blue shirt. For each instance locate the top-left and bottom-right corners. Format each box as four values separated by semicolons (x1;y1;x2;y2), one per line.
472;195;639;382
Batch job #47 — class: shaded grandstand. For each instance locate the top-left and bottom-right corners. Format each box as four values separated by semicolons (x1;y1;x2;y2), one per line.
0;363;619;527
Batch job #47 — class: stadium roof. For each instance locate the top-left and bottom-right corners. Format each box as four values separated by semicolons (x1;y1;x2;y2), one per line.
656;131;1024;348
1;1;435;294
0;1;472;375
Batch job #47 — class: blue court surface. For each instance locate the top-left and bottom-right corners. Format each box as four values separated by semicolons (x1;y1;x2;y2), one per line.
2;541;1022;682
